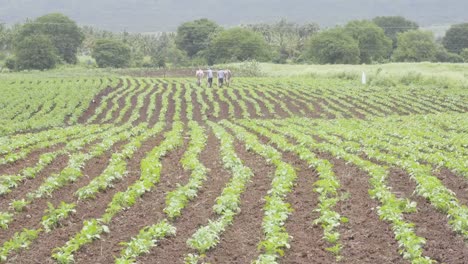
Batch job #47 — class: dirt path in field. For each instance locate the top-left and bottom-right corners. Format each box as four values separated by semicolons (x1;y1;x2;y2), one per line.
9;129;167;263
180;85;189;124
319;154;406;264
256;90;289;118
280;151;336;263
190;86;203;122
78;81;118;124
202;139;273;263
148;83;166;126
113;79;142;125
166;84;177;123
0;153;69;213
222;88;243;118
212;88;229;120
0;143;65;178
387;168;468;264
232;88;257;119
272;89;307;117
73;130;188;264
121;79;149;125
434;168;468;206
314;98;336;119
91;84;123;124
243;88;273;118
134;83;157;125
0;138;128;242
137;129;232;263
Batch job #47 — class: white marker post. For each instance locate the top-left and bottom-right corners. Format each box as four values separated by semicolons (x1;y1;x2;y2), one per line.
361;71;367;85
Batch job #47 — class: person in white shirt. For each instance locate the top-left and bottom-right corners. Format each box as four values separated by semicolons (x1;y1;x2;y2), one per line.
217;69;225;87
206;68;213;88
196;68;204;87
224;69;232;87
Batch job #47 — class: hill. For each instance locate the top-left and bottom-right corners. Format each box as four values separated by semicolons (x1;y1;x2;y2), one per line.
0;0;467;32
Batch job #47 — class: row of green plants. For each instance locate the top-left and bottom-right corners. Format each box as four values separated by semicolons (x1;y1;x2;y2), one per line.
0;77;114;135
0;125;113;195
221;121;297;263
236;119;346;259
304;119;468;238
75;123;165;200
0;201;76;262
265;119;434;263
184;122;254;263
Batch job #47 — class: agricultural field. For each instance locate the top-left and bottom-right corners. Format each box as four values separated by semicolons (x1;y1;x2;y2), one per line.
0;73;467;264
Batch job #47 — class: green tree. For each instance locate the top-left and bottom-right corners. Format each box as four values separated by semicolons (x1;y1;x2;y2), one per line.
372;16;419;48
15;34;58;70
393;30;437;62
92;39;131;68
461;48;468;62
207;27;270;64
434;46;463;63
16;13;84;64
442;23;468;54
175;18;220;58
345;20;392;63
245;19;319;63
304;28;360;64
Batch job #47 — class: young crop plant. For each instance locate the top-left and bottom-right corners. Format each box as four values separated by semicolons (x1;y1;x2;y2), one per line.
265;118;437;263
236;119;346;259
185;122;254;262
164;121;207;218
0;212;13;230
75;123;164;200
0;228;41;262
115;220;176;263
52;122;184;263
42;202;76;232
52;219;109;264
220;121;297;263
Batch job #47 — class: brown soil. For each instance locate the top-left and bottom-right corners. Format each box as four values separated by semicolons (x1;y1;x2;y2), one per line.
179;85;189;124
223;88;243;119
256;90;289;118
212;88;229;120
434;168;468;206
387;168;468;264
243;88;273;118
317;153;406;264
280;151;336;264
134;83;157;125
8;134;154;263
202;139;273;263
232;88;259;118
0;144;64;177
148;84;166;126
73;130;187;264
138;129;232;263
190;86;203;123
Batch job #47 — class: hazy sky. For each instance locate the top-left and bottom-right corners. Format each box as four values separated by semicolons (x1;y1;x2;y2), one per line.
0;0;467;32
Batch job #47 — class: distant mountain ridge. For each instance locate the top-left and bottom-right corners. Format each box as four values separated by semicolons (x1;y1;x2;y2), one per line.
0;0;466;32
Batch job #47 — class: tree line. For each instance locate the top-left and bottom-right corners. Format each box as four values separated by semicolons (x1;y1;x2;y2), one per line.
1;13;468;71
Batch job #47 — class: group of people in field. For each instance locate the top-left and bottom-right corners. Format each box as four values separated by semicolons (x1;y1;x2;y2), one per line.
196;68;232;88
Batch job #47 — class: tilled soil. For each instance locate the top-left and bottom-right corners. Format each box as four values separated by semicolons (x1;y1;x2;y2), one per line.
387;168;468;264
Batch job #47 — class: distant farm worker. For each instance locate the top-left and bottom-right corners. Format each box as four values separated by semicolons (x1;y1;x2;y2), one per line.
196;68;204;87
217;69;225;87
206;68;213;88
224;69;232;87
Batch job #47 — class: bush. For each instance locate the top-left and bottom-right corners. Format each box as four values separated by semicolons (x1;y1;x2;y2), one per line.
434;48;463;63
4;57;16;70
305;28;360;64
461;48;468;62
15;34;58;70
92;39;131;68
